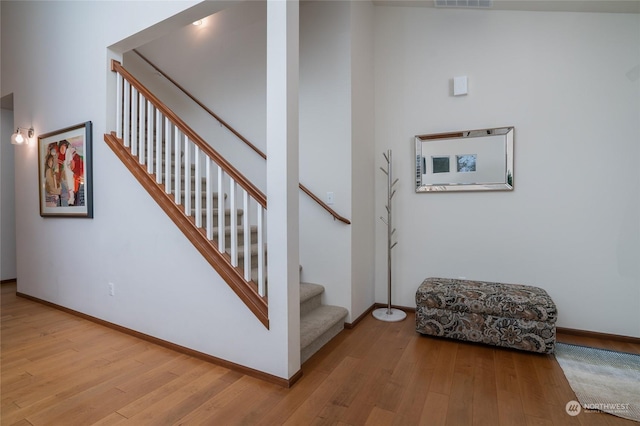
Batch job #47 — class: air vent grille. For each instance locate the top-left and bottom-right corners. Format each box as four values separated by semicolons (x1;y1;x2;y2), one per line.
434;0;493;8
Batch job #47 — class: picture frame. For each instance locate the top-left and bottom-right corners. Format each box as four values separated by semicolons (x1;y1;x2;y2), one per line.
38;121;93;217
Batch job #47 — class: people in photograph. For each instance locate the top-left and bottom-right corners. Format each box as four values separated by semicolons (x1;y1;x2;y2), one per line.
63;146;79;205
44;154;61;207
53;139;84;207
67;145;84;203
57;140;70;206
47;142;60;180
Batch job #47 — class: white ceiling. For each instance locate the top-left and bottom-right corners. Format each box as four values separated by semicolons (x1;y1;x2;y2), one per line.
373;0;640;14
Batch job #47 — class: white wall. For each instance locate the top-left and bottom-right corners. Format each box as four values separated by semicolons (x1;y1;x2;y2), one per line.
1;107;17;280
374;6;640;337
266;0;301;376
1;0;296;379
125;1;267;191
350;1;376;319
299;0;354;316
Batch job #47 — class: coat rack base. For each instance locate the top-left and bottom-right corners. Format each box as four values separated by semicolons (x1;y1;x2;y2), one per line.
372;307;407;322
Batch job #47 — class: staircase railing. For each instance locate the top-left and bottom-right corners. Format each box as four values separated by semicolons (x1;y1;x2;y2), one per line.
107;59;269;328
133;49;351;225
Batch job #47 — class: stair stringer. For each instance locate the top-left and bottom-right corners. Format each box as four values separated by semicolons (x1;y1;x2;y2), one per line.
104;132;269;328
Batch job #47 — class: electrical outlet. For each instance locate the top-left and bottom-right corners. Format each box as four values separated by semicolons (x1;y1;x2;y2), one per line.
108;282;115;296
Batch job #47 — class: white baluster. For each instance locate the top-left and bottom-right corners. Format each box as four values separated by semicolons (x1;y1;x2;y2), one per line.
217;166;225;253
243;190;251;281
194;145;202;228
174;128;181;205
139;94;146;165
165;119;172;193
116;73;123;139
229;179;237;267
123;80;131;148
131;87;138;156
257;207;265;296
184;137;191;216
147;101;153;173
206;158;213;240
155;109;162;183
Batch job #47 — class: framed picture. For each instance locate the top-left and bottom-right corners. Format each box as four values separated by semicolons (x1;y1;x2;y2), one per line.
38;121;93;217
432;156;451;174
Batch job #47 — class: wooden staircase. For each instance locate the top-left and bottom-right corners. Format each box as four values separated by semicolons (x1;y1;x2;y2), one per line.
107;59;349;363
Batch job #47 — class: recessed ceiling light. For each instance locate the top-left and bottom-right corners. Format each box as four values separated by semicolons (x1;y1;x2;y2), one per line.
192;20;203;26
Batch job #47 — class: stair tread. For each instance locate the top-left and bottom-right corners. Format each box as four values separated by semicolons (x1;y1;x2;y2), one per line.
300;282;324;304
229;243;262;259
189;208;244;216
211;225;257;236
174;189;223;197
300;305;348;349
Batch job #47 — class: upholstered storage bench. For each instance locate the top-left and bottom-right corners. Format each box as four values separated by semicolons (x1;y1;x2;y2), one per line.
415;277;557;354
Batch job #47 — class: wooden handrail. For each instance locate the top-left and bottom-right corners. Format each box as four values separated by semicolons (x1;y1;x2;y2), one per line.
104;132;269;328
133;50;267;160
299;184;350;224
112;59;266;209
130;51;351;225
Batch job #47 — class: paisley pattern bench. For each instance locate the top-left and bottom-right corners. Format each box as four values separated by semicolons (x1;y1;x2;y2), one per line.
415;277;557;354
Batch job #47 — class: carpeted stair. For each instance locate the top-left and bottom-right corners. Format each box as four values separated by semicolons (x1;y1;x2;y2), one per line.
300;282;348;363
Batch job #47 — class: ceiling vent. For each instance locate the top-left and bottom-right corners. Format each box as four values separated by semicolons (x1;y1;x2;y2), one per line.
434;0;493;8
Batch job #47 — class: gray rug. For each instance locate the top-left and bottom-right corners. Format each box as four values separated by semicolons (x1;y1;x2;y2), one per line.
555;343;640;422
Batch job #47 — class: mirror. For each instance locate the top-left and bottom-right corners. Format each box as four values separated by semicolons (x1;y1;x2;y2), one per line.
415;126;514;192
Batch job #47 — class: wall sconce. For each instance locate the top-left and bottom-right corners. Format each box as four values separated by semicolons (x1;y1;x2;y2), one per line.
11;127;34;145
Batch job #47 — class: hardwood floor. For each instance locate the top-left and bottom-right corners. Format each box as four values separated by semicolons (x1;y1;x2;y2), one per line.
2;281;638;426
